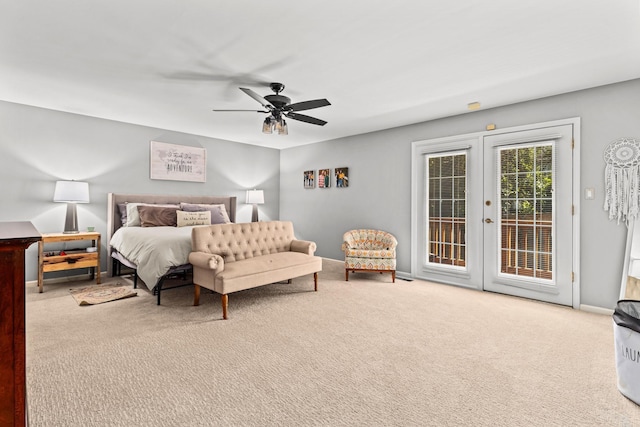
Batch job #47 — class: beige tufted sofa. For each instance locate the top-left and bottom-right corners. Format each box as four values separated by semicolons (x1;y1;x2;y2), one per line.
189;221;322;319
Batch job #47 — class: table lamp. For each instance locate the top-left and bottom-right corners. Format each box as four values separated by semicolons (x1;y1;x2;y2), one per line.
53;180;90;233
245;189;264;222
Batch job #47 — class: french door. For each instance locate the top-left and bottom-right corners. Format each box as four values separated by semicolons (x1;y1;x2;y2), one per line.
412;121;577;306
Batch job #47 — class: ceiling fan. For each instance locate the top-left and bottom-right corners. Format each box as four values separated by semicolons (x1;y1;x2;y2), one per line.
213;83;330;135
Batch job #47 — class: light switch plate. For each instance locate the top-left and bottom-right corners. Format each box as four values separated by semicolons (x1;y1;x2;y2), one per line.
585;188;595;200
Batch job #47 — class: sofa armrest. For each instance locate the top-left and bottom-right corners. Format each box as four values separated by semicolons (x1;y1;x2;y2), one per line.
188;252;225;274
291;239;317;255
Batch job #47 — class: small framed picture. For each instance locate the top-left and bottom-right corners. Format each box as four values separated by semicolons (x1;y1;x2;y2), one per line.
335;167;349;188
318;169;331;188
304;170;315;189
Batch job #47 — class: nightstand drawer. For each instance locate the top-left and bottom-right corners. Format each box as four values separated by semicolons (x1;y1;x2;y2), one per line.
42;252;99;272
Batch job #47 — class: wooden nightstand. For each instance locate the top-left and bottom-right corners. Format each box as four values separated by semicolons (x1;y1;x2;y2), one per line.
37;231;101;293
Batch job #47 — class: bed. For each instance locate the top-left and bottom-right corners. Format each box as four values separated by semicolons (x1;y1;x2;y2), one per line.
107;193;237;304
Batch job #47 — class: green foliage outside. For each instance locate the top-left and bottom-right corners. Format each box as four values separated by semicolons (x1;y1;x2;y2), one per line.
500;145;553;218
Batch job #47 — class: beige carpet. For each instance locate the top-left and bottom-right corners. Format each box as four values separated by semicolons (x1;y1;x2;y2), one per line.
69;282;137;306
25;259;639;426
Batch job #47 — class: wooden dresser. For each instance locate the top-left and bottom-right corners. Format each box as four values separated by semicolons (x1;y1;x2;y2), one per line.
0;222;41;427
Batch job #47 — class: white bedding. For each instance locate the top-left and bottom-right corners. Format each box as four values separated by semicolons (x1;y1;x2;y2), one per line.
109;226;196;289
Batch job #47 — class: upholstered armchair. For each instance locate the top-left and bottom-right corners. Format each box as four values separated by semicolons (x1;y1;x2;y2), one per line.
341;229;397;283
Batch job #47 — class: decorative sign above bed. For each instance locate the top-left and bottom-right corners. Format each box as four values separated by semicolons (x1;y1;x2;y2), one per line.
150;141;206;182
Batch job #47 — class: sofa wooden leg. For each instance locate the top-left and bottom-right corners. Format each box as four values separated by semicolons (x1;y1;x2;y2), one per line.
221;294;228;320
314;272;318;291
194;284;201;306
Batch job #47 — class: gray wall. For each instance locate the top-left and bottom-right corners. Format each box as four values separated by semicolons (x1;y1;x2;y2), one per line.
3;79;638;309
0;101;280;281
280;78;640;310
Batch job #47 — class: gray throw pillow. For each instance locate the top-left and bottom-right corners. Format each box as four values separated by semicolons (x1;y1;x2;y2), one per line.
179;203;231;224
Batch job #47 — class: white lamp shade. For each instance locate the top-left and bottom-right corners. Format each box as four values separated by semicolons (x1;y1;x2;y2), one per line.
53;181;90;203
245;189;264;204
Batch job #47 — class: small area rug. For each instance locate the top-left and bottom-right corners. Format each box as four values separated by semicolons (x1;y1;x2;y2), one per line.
69;283;137;306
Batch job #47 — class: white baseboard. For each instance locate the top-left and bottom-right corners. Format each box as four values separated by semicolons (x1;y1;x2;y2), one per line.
26;271;109;288
322;257;411;279
395;271;412;280
579;304;613;316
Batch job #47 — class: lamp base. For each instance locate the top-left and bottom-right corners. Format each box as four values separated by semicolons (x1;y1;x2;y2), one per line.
63;203;79;234
251;204;259;222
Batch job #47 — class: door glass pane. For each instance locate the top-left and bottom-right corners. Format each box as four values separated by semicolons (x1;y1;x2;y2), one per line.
426;153;467;268
498;143;553;280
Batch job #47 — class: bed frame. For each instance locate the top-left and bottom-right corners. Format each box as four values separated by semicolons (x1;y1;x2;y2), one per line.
106;193;237;304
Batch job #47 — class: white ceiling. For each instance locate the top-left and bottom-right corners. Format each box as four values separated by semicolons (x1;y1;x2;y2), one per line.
2;1;640;150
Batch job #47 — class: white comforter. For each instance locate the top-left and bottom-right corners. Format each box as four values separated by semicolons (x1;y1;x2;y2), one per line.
110;226;195;289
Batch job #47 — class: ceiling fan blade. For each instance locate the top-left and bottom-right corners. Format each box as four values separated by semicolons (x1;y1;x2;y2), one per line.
239;87;272;109
286;112;328;126
287;98;331;112
213;109;269;113
162;71;230;81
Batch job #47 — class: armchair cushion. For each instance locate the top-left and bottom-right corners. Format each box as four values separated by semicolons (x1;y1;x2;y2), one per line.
343;248;395;258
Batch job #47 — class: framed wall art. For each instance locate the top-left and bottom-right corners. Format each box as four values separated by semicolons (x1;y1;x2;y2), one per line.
304;170;315;189
335;167;349;187
318;169;331;188
150;141;206;182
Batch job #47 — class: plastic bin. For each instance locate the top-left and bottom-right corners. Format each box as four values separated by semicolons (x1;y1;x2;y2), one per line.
613;300;640;405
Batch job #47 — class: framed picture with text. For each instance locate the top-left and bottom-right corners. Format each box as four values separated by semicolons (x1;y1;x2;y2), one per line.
150;141;206;182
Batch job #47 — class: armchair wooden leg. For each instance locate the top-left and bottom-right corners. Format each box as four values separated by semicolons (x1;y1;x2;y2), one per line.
345;269;349;281
221;294;228;320
194;284;201;306
314;272;318;291
392;271;396;283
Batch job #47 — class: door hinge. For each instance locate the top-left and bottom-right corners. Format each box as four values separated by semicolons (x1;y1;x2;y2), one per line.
571;138;574;149
572;205;575;215
571;271;575;282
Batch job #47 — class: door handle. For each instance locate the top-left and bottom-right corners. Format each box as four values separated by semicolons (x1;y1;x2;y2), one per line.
484;218;494;224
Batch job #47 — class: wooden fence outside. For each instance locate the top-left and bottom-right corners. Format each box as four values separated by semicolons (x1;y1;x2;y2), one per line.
429;215;553;278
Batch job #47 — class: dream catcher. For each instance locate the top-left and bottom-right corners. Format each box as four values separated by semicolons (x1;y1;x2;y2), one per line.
604;137;640;225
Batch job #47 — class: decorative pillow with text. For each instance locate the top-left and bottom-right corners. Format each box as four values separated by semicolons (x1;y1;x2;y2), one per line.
176;210;211;227
179;203;231;224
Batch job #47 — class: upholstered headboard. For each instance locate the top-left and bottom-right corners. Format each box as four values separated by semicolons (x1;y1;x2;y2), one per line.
106;193;237;275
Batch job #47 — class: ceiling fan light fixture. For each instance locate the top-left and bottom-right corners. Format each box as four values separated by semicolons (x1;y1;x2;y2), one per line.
277;119;288;135
262;117;273;134
219;83;329;135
